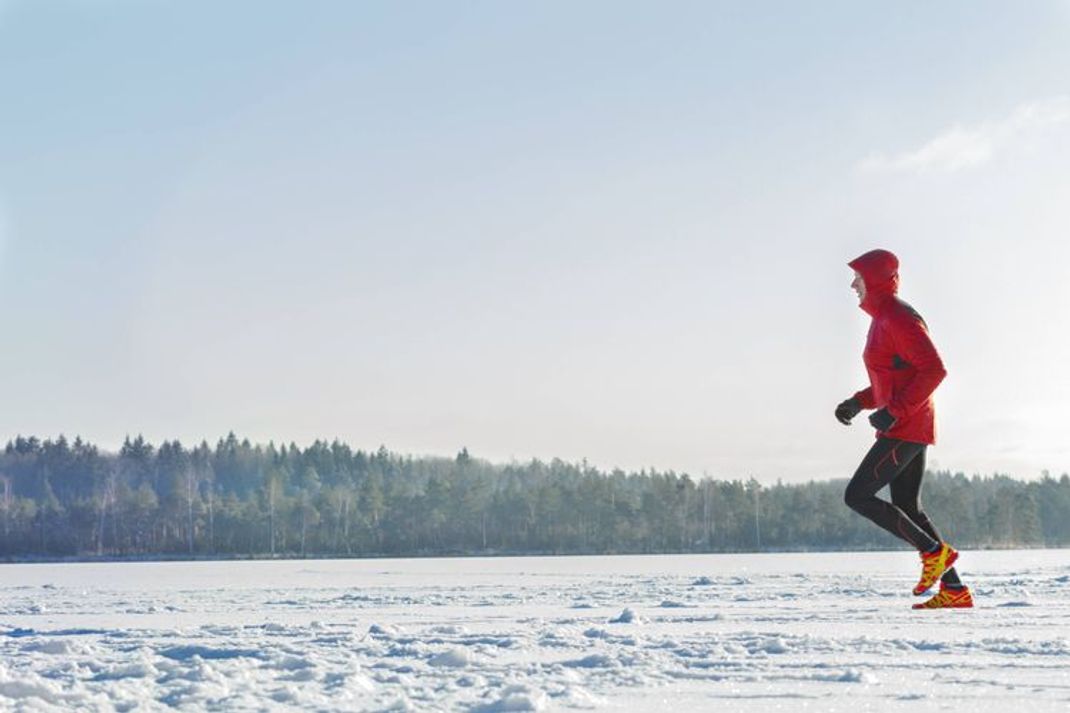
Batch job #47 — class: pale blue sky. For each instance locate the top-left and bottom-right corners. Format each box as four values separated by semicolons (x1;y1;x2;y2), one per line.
1;1;1068;482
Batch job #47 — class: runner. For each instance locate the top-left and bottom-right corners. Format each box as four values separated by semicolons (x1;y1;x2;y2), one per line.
836;249;973;609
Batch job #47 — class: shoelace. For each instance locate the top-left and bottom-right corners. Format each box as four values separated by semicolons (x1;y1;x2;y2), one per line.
919;550;943;582
929;589;966;606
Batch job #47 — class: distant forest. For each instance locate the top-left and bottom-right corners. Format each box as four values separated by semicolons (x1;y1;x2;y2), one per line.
1;433;1068;560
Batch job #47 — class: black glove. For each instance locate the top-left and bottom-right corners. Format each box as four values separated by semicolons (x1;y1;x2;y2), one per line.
835;397;862;425
868;407;897;431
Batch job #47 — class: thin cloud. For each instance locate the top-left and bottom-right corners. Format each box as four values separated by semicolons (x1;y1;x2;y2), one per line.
859;95;1070;174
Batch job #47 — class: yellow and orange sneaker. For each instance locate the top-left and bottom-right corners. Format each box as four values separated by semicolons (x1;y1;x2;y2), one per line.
913;542;958;596
912;582;973;609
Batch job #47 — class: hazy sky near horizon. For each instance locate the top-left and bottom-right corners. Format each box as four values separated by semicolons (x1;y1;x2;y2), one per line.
1;1;1068;483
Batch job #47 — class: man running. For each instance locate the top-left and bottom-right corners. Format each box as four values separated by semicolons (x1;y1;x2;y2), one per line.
836;248;973;609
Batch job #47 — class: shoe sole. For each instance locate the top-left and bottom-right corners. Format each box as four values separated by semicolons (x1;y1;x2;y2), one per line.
913;548;959;596
912;597;973;610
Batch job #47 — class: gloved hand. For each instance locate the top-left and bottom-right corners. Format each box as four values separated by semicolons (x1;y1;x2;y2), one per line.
868;407;897;431
835;397;862;425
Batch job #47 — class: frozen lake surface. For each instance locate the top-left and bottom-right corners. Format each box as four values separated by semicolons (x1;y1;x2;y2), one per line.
1;550;1068;711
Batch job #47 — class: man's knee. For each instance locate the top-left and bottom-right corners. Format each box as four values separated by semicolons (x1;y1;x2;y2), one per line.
844;486;866;512
891;492;921;519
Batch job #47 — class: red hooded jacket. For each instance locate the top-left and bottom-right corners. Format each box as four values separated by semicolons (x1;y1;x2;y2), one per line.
848;249;947;445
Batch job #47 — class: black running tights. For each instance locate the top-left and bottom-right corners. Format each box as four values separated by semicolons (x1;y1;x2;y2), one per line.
844;437;962;586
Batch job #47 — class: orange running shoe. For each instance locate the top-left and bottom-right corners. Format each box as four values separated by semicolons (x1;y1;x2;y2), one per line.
913;543;958;595
913;582;973;609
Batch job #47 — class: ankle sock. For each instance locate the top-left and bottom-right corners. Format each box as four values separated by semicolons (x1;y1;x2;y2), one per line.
941;568;963;587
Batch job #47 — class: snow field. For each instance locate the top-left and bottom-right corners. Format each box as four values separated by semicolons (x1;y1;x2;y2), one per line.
1;550;1068;711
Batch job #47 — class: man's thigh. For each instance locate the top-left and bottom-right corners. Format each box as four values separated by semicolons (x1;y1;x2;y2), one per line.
847;438;926;499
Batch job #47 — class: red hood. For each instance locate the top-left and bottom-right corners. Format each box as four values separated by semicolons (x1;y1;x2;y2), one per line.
848;249;899;316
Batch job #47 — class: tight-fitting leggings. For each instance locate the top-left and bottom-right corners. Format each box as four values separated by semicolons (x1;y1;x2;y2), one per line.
844;437;962;587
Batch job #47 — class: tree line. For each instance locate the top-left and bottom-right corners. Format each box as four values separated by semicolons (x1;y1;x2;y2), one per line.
1;433;1067;559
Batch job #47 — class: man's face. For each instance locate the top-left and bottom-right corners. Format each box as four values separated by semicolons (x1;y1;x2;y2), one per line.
851;271;866;302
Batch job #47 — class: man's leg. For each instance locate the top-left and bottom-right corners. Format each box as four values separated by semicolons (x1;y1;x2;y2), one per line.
889;450;963;587
844;438;937;552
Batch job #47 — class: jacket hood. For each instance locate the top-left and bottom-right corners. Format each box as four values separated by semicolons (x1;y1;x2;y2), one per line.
848;249;899;316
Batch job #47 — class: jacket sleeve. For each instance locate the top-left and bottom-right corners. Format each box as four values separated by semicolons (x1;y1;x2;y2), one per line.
887;314;947;419
853;387;876;409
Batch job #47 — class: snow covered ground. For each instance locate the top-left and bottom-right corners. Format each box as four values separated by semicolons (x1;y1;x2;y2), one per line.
1;549;1068;711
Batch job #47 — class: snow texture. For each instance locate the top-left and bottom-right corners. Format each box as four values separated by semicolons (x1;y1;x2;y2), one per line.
1;550;1068;711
